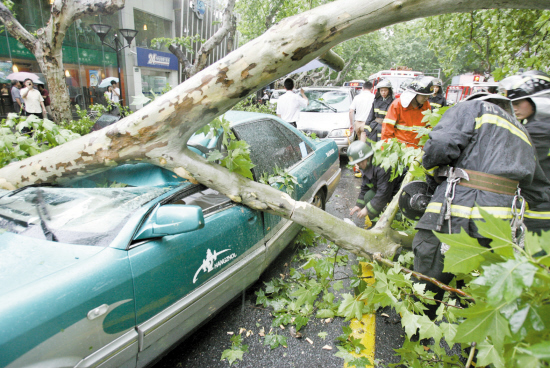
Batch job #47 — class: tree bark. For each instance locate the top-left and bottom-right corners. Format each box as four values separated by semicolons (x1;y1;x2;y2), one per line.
0;0;548;258
0;0;125;122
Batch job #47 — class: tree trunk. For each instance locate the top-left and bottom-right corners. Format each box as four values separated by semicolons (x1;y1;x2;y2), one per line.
0;0;125;122
0;0;548;258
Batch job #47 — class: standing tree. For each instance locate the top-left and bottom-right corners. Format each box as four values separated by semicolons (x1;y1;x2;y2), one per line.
0;0;125;122
0;0;548;258
152;0;238;81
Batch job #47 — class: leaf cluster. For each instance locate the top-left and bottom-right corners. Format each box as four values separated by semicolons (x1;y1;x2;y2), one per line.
231;95;277;115
0;114;81;169
150;35;205;54
221;334;249;366
371;138;423;181
259;165;301;196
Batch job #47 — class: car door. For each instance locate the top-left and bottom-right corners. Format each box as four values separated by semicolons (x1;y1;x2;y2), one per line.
127;187;265;368
232;119;315;264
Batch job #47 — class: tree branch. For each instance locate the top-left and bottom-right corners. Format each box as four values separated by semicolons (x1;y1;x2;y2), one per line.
0;2;36;52
169;43;193;78
191;0;237;75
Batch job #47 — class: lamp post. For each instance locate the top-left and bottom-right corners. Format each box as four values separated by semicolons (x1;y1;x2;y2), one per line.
90;24;138;107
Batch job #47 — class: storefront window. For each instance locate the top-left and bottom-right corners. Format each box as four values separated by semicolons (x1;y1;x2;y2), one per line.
134;9;172;51
141;69;170;97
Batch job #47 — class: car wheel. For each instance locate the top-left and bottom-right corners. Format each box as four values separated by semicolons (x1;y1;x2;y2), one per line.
312;189;326;211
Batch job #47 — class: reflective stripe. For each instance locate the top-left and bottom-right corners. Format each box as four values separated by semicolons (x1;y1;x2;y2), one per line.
357;199;365;205
365;125;372;132
474;114;531;146
512;75;550;89
431;103;442;108
426;202;513;219
383;118;396;125
374;109;387;115
425;166;438;177
366;202;379;216
395;124;421;132
524;210;550;220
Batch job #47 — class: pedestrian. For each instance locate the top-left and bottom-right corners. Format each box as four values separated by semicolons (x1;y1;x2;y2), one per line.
276;78;308;128
381;76;432;148
348;81;375;142
37;83;52;118
104;85;114;112
110;80;121;104
347;141;405;229
428;78;446;110
411;94;549;320
20;79;47;119
365;79;394;142
261;90;269;105
1;83;8;96
11;80;23;114
499;70;550;234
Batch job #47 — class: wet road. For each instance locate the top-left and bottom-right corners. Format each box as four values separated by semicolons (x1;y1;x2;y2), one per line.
153;162;405;368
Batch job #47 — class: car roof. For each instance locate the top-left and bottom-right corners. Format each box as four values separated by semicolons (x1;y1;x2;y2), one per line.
302;86;351;91
223;110;282;126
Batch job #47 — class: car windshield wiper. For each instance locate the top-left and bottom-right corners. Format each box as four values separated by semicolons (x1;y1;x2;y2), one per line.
32;188;58;242
312;99;337;112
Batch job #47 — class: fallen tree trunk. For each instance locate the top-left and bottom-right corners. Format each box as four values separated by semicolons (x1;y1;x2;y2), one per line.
0;0;548;258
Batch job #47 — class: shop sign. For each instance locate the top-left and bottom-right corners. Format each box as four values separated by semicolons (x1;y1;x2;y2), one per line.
136;47;178;71
0;37;117;66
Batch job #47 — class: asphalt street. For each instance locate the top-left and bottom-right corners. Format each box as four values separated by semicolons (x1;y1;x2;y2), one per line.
154;162;406;368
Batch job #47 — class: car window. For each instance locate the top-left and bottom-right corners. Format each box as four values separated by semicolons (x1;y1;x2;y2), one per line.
0;186;172;246
232;119;308;180
303;90;351;112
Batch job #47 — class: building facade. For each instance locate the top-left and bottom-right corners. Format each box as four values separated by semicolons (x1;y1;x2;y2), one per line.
0;0;237;112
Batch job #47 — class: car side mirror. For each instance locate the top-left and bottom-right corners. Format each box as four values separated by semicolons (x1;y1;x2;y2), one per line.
134;205;205;240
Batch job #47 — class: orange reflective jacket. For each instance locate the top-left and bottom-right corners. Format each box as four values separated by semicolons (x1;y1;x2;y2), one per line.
381;97;431;148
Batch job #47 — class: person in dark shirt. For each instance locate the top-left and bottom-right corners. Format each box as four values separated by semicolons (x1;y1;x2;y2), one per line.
428;78;446;110
499;70;550;234
37;83;51;118
347;140;405;228
365;78;394;142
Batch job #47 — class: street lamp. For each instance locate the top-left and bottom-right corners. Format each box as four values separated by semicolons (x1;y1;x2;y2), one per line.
91;24;138;107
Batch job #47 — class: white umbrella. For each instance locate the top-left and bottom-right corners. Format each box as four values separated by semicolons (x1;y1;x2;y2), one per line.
98;77;119;88
6;72;41;83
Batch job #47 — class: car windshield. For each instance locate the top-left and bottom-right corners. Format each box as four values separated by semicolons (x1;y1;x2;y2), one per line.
303;90;350;112
0;186;172;246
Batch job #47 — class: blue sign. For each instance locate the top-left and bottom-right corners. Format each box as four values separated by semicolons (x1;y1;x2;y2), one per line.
136;47;179;71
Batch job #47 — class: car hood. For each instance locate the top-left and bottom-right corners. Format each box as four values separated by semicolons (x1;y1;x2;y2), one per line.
297;112;349;132
0;232;105;296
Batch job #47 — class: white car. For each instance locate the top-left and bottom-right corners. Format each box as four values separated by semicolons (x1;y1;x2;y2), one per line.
268;89;287;106
297;87;356;156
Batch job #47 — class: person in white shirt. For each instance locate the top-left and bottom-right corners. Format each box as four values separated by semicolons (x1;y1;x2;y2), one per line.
348;81;375;142
20;79;47;119
110;80;121;103
276;78;308;128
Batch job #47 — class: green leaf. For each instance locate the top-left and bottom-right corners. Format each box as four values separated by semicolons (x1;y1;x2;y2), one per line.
476;340;505;368
338;293;364;321
294;316;309;331
316;309;335;319
521;341;550;360
401;310;421;339
272;313;292;327
417;315;443;345
206;150;223;162
439;322;457;344
472;258;537;305
475;207;515;257
453;303;510;351
291;285;320;307
436;229;495;274
263;333;287;349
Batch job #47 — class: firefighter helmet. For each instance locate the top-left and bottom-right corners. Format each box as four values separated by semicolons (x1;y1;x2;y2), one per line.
347;141;374;165
432;78;443;87
407;76;435;96
375;78;393;99
400;78;413;91
498;71;550;101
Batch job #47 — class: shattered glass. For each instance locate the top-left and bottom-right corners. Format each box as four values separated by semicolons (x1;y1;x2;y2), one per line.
0;186;173;246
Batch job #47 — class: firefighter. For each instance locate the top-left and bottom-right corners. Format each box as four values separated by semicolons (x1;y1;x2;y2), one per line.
381;76;433;148
347;141;405;228
412;94;549;320
365;78;394;142
428;78;447;110
499;70;550;234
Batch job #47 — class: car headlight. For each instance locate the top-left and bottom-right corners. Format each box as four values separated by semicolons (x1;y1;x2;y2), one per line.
328;129;350;138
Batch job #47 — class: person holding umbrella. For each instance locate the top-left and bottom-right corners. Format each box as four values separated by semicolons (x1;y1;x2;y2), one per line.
21;78;47;119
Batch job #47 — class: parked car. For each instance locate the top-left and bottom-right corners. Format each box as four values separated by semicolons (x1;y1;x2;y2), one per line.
0;111;340;368
268;89;287;106
297;87;356;156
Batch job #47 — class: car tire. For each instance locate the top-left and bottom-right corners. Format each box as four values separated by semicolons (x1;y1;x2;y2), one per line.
312;189;326;211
